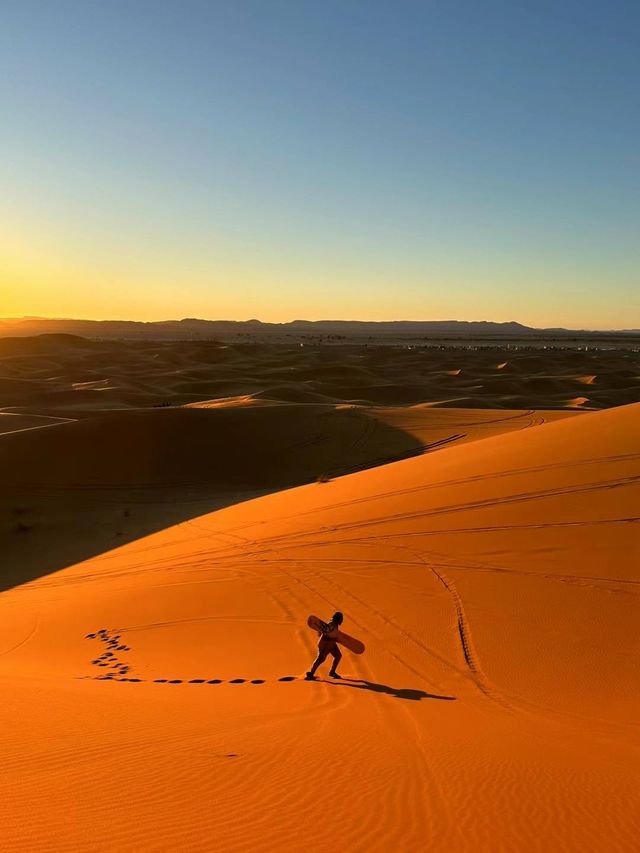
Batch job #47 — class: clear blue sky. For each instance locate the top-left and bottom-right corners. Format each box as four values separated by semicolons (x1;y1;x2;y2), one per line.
1;0;638;328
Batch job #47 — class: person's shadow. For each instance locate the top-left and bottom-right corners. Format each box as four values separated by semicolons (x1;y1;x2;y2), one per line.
324;677;456;702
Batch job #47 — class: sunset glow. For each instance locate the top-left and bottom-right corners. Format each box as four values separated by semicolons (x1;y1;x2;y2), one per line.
1;1;638;328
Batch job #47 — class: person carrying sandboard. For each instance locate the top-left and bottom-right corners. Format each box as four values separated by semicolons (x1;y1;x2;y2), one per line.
306;611;344;680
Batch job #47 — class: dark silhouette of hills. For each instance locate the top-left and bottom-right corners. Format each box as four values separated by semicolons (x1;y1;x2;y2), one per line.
0;316;638;341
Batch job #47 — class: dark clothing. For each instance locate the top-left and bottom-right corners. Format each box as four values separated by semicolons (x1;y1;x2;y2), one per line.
318;635;339;655
317;617;341;656
319;619;339;639
307;615;343;678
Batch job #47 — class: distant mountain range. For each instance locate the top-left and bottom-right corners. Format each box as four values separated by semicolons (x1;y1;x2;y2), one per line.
0;317;638;341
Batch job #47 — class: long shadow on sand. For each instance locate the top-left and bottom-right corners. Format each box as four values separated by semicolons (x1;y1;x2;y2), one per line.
0;406;427;592
85;673;455;702
319;677;456;702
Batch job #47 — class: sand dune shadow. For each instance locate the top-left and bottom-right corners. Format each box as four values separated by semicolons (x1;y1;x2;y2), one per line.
0;405;425;592
336;678;456;702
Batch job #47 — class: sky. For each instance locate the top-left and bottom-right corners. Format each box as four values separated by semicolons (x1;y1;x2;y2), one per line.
1;0;639;329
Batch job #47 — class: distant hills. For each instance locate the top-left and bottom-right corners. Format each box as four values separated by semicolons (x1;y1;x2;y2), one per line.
0;317;638;341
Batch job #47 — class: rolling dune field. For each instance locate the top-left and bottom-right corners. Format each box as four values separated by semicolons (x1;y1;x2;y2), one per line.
1;333;639;411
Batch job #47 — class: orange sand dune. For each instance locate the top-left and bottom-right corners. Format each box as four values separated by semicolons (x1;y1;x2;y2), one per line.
1;403;638;851
367;404;575;448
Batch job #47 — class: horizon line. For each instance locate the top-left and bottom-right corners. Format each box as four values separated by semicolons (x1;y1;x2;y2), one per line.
1;315;640;334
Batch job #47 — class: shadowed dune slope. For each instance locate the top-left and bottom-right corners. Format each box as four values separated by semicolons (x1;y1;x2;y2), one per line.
0;404;419;590
0;404;574;488
1;403;638;851
0;412;72;435
0;405;422;488
0;403;572;591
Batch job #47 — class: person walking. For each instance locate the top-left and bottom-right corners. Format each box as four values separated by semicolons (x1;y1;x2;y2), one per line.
306;611;344;680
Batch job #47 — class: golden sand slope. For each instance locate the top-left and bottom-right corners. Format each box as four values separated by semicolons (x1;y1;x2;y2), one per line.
1;404;638;851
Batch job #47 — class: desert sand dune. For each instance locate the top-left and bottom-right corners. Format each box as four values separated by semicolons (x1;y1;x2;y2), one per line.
0;402;570;592
1;335;638;410
1;334;638;850
1;405;425;488
0;404;419;590
1;402;638;851
368;405;576;447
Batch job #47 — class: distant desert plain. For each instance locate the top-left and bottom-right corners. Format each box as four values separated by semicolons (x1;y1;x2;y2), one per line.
1;329;639;851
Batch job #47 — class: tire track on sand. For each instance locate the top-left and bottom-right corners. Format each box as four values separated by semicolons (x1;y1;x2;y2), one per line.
393;541;513;710
430;565;512;710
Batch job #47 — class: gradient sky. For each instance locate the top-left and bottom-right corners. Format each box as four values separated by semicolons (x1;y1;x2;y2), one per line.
1;0;639;328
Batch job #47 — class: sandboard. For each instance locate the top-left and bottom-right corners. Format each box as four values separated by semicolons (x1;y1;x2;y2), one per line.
307;614;365;655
